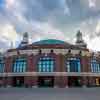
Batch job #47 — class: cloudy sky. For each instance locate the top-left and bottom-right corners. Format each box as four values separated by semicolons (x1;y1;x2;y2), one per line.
0;0;100;51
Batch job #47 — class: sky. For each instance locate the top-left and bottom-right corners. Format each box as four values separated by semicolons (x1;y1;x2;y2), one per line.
0;0;100;51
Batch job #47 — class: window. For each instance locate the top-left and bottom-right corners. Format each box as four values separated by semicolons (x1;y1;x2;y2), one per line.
12;58;27;72
68;50;71;53
39;49;42;54
66;58;81;72
51;50;54;53
0;58;4;73
91;59;100;73
79;51;82;55
37;57;55;72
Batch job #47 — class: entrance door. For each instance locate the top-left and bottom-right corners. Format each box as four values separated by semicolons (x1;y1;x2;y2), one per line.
96;78;100;86
0;77;3;87
12;77;24;87
68;76;82;87
38;76;54;87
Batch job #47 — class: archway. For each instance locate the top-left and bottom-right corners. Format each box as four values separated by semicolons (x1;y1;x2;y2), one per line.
38;76;54;87
37;56;55;87
12;77;24;87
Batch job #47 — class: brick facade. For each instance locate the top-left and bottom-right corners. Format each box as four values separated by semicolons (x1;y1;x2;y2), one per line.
0;43;99;88
1;51;99;88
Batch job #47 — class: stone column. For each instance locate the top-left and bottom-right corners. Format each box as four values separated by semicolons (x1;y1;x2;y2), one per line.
54;54;68;88
4;57;13;87
60;55;68;88
54;54;61;88
81;56;90;87
24;54;38;87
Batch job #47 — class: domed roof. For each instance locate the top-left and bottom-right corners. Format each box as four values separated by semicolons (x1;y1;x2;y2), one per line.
32;39;67;45
10;39;87;51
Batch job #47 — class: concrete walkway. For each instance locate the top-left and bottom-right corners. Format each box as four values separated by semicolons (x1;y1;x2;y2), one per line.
0;88;100;100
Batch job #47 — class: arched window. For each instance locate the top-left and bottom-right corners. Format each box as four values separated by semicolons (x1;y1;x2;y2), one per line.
0;58;4;73
12;58;27;72
66;58;81;72
91;59;100;73
37;57;55;72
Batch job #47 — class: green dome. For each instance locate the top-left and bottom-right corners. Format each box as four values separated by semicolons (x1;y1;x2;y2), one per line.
33;39;66;45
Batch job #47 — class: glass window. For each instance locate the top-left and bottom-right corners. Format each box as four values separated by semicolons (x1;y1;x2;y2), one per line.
66;58;81;72
98;64;100;72
91;59;100;73
37;57;55;72
0;58;4;73
12;58;27;72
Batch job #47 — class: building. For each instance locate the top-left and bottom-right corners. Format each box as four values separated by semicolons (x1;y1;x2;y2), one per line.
0;31;100;88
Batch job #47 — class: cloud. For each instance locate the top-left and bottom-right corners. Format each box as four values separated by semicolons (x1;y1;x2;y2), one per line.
88;0;96;8
77;17;100;51
84;36;100;51
0;0;100;51
6;0;15;9
95;20;100;36
88;0;100;11
0;23;18;48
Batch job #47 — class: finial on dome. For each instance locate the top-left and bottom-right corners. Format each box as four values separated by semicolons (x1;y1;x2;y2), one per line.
19;32;29;47
76;30;83;43
75;30;87;48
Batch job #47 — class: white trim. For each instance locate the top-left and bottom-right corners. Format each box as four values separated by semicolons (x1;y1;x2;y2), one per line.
0;72;100;77
4;49;89;57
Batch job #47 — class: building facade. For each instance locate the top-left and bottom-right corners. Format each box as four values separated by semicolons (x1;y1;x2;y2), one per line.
0;31;100;88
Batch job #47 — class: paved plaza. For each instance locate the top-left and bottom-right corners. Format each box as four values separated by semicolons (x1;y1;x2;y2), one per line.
0;88;100;100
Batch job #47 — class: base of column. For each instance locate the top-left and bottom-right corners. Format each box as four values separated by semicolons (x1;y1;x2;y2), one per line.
32;85;38;88
82;85;87;88
7;85;12;88
54;85;58;88
65;86;68;88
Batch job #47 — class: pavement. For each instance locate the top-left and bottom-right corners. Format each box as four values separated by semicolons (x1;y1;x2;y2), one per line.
0;88;100;100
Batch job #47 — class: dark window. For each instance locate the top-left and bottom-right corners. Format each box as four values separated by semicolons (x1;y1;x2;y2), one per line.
68;50;71;53
51;50;54;53
39;49;42;54
79;51;82;55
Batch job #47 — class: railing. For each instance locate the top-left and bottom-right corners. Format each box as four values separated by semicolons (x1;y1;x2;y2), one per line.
0;72;100;77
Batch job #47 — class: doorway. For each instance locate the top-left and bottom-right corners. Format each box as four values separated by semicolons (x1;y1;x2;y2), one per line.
96;78;100;86
12;77;24;87
38;76;54;87
68;76;82;87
